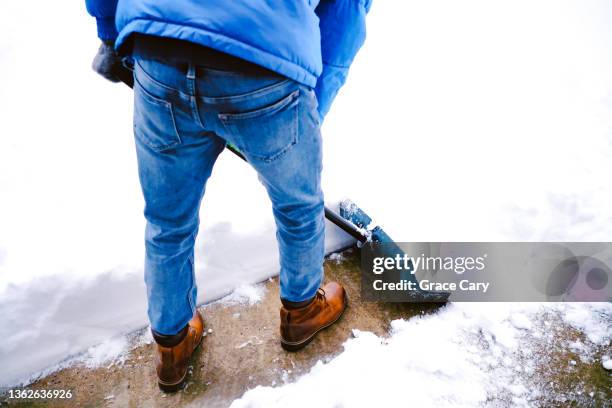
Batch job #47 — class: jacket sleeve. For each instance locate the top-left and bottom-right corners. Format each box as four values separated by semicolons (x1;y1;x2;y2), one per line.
314;0;372;121
85;0;119;42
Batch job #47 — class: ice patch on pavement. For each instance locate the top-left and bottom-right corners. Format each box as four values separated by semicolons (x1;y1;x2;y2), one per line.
221;283;267;306
77;328;153;370
82;336;129;369
236;337;264;349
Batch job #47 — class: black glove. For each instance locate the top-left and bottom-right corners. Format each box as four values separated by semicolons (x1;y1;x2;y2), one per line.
92;41;123;82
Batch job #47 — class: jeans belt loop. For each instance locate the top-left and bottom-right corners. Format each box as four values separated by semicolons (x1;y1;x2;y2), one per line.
186;63;196;96
186;63;196;80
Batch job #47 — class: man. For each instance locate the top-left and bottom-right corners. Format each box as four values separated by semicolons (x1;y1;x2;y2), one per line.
86;0;371;392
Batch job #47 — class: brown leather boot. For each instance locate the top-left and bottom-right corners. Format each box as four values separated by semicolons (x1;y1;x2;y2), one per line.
154;311;204;392
280;282;348;351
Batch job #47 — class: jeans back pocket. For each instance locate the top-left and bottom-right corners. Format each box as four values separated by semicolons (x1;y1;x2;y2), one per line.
133;75;182;152
218;89;300;163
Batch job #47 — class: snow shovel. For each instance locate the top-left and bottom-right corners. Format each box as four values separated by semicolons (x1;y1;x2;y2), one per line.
116;60;449;302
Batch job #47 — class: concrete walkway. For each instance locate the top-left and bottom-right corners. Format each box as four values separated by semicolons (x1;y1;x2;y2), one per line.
5;249;439;407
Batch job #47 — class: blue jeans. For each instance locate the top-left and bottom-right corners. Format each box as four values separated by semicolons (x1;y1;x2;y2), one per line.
132;57;325;335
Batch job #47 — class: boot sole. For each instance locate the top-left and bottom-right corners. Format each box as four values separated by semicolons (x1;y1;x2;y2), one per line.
158;330;205;393
280;292;348;352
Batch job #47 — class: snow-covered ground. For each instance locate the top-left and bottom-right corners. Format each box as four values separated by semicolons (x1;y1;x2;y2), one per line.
1;0;611;399
231;302;611;407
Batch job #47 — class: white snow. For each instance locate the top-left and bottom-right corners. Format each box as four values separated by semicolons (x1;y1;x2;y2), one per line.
327;252;346;264
602;356;612;371
0;0;611;397
559;303;612;344
509;313;533;331
322;0;612;244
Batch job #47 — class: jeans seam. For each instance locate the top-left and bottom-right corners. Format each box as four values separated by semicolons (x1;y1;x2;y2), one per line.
187;228;198;317
191;96;205;129
186;63;205;128
187;252;196;317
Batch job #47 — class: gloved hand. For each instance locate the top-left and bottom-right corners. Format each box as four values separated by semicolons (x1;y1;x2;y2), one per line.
91;41;122;83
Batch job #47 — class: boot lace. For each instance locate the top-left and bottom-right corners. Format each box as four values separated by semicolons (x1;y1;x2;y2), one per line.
316;287;327;304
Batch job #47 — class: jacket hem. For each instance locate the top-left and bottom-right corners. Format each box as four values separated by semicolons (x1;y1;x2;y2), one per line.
115;19;318;87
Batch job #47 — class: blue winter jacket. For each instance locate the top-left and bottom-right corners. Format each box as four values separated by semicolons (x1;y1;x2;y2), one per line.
85;0;371;119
